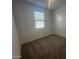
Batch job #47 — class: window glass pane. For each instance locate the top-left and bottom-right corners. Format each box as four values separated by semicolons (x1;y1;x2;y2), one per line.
34;11;44;20
35;21;44;28
34;11;45;29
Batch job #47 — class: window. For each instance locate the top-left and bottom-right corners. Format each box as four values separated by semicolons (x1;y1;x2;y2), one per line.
34;11;45;29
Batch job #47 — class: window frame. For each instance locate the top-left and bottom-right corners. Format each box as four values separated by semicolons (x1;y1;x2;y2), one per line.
34;11;45;29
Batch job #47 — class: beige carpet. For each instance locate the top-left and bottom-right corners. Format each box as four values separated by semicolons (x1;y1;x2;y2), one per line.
21;35;66;59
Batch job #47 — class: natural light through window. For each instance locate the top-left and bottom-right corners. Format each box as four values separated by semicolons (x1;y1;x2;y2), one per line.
34;11;45;29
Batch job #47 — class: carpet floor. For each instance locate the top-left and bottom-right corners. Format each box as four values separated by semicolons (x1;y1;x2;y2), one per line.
21;35;66;59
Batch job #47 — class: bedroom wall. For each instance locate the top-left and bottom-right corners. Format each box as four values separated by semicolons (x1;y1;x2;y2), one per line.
51;5;66;37
13;0;53;44
12;15;21;59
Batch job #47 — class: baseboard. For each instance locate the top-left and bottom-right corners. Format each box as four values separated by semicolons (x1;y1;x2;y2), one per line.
52;34;66;39
22;34;66;45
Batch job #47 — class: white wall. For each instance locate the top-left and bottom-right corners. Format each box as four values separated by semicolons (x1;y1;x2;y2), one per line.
51;5;66;37
13;0;52;44
12;15;21;59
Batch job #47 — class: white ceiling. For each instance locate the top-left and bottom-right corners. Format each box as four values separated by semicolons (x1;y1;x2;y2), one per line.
24;0;66;10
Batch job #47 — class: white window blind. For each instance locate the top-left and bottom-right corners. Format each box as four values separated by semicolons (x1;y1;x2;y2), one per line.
34;11;45;29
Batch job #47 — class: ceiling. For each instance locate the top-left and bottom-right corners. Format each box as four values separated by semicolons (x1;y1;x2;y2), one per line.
24;0;66;10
